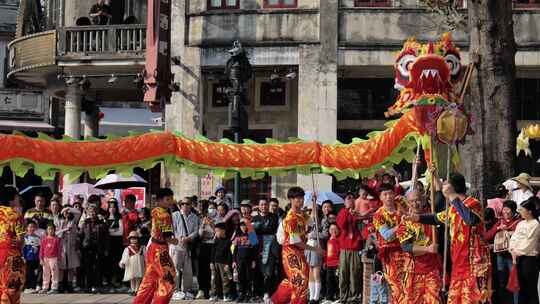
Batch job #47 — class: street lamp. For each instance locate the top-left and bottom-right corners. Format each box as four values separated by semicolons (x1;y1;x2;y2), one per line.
225;41;252;209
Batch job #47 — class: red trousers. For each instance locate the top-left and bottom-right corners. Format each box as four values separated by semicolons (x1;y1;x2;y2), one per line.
0;249;25;304
403;270;442;304
132;243;176;304
381;249;407;304
271;245;309;304
447;276;490;304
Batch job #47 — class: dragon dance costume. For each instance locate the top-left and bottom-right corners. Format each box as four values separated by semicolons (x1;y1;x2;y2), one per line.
434;197;491;304
373;206;407;304
0;206;25;304
133;207;176;304
271;209;309;304
397;217;443;304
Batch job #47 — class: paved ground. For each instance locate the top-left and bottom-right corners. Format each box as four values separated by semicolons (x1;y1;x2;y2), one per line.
22;294;262;303
22;294;215;304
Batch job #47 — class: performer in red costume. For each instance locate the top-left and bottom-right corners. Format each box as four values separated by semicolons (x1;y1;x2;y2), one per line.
0;186;25;304
372;183;408;304
405;173;491;304
271;187;323;304
397;189;442;304
133;188;178;304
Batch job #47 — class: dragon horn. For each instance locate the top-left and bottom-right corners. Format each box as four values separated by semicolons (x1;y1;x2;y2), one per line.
427;42;435;54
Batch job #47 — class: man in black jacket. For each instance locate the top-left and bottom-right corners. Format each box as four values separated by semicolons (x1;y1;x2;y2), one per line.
252;198;280;301
80;205;109;293
89;0;111;25
211;223;233;302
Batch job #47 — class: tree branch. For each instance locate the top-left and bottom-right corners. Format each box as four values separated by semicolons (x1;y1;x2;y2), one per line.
420;0;468;31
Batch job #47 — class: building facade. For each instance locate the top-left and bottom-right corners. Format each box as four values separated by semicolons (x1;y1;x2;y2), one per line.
168;0;540;201
1;0;51;133
8;0;540;201
5;0;160;191
8;0;152;138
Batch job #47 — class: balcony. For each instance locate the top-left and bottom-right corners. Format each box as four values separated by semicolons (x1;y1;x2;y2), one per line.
7;31;57;87
8;24;146;90
57;24;146;59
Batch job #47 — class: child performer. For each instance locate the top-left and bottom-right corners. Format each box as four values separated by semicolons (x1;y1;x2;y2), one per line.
119;231;146;295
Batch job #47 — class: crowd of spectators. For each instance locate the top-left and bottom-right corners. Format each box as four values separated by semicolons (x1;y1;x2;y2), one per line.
15;170;540;304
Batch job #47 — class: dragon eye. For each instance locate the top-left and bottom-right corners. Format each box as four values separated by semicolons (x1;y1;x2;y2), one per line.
397;54;416;78
445;54;461;76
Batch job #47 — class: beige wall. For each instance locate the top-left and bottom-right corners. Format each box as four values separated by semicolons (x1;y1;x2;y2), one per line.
188;11;319;46
341;0;427;8
338;9;540;48
64;0;93;26
164;0;203;198
339;10;468;46
202;70;299;201
185;3;540;51
203;72;298;140
188;0;318;13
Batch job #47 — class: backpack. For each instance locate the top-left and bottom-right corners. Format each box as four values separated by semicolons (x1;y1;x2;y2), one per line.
23;245;39;261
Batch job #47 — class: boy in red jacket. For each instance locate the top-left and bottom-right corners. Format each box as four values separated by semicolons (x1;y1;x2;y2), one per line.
325;223;340;302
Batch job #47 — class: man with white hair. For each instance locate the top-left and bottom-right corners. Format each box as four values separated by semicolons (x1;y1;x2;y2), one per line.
397;189;442;304
404;173;491;304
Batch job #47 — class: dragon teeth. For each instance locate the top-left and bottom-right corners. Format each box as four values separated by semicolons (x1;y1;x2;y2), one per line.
421;69;439;79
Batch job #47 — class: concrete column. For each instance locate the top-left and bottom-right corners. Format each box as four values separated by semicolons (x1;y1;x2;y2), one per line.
164;0;202;198
296;0;338;191
63;84;84;197
64;84;83;139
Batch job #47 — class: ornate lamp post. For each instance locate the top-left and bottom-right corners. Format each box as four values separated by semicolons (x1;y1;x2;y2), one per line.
225;41;252;209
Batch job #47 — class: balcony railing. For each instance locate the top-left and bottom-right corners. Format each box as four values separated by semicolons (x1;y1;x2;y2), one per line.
8;30;57;74
57;24;146;55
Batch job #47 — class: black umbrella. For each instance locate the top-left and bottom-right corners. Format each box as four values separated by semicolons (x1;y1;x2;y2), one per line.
20;185;53;200
20;185;53;210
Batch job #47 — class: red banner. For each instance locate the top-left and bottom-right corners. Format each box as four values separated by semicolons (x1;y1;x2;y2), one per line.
201;173;214;199
144;0;172;111
121;188;147;209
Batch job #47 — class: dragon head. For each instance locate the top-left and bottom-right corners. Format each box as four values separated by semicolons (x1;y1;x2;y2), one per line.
387;33;463;117
394;33;462;94
394;33;461;94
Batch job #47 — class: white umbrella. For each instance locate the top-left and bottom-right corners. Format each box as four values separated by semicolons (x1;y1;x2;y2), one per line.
63;183;105;205
303;191;344;207
63;183;105;196
94;174;148;190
